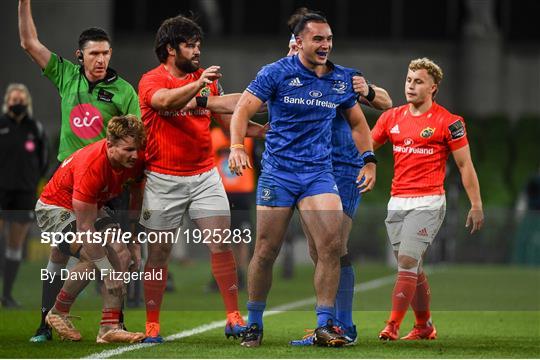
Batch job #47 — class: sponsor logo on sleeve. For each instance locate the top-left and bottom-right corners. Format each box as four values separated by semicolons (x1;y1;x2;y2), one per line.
448;119;465;139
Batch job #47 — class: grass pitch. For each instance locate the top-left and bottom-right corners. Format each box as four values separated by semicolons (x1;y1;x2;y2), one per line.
0;261;538;358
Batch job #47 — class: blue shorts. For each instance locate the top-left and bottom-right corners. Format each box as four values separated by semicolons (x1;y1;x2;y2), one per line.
256;162;339;207
334;168;362;219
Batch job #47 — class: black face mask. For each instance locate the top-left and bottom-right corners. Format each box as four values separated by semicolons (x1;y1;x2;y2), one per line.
9;104;27;117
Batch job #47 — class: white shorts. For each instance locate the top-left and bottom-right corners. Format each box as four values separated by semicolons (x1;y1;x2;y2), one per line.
385;195;446;258
139;168;230;230
35;200;113;233
35;200;117;257
35;200;76;233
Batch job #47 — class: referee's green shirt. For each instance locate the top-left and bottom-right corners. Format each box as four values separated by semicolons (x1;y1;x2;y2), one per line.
43;53;141;161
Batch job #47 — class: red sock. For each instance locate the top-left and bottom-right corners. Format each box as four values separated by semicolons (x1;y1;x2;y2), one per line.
54;289;75;314
211;250;239;314
144;266;168;324
410;272;431;326
100;308;121;327
389;271;418;326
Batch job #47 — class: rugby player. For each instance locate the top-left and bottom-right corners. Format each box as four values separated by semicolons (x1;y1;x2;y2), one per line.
138;15;266;343
285;10;393;345
18;0;141;342
228;9;376;347
372;58;484;340
35;115;146;343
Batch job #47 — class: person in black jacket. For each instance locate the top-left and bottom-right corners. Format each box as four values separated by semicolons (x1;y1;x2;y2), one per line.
0;83;48;308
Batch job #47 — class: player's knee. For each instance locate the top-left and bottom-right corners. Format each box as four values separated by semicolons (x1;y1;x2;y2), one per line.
253;246;279;269
397;255;419;271
316;239;341;262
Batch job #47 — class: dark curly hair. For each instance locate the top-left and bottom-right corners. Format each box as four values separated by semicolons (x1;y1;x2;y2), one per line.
154;15;203;63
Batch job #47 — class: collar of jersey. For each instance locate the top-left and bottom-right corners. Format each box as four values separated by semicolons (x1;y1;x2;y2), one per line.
293;55;336;79
407;101;438;118
78;66;119;85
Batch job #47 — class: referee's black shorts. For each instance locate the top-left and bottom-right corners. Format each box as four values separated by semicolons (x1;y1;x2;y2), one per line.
0;189;35;223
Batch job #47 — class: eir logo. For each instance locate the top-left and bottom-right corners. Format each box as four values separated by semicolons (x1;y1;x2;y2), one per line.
69;103;104;139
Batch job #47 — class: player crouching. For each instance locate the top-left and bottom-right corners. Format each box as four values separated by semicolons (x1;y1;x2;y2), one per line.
36;115;147;343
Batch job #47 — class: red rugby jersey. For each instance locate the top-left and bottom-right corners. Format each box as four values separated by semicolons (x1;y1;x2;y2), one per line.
372;102;468;197
40;139;144;210
138;65;221;176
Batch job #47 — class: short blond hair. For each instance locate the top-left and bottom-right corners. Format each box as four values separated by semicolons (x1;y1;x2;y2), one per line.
106;115;146;147
3;83;33;117
408;58;443;85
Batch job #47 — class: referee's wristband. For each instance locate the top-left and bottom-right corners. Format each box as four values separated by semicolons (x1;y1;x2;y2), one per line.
361;150;377;165
195;96;208;108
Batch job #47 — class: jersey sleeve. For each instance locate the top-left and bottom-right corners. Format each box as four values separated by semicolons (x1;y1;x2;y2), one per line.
122;83;142;119
339;92;358;110
246;64;278;102
42;53;78;94
138;72;164;109
445;116;469;151
338;68;362;110
72;163;104;204
372;110;391;145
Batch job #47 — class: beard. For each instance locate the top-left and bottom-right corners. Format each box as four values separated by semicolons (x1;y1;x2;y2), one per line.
175;53;199;73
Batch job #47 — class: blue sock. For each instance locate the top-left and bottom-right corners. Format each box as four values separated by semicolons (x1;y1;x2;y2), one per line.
335;265;355;329
316;305;335;327
247;301;266;329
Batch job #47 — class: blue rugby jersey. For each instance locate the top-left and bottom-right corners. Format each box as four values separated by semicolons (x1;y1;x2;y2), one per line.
247;55;357;172
331;111;364;176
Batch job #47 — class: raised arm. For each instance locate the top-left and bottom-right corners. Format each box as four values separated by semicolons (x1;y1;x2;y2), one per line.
18;0;51;69
150;66;221;110
228;91;263;175
451;145;484;233
342;104;377;193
